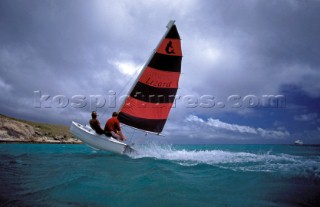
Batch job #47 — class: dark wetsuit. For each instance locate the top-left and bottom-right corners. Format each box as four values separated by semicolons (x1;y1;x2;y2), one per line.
89;119;105;135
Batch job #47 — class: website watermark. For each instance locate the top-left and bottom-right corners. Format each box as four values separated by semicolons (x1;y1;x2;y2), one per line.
33;90;286;110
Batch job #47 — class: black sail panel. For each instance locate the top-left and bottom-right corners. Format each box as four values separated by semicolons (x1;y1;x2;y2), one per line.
118;22;182;133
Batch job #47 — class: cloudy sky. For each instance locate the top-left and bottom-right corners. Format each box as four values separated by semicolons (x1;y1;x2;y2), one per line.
1;0;320;144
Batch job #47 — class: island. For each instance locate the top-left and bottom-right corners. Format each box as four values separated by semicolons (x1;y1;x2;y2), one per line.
0;114;81;144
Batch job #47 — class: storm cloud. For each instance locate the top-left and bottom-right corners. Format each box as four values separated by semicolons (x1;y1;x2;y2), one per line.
1;0;319;144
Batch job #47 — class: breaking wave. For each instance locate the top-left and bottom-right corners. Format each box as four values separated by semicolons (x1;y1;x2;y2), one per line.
128;143;320;180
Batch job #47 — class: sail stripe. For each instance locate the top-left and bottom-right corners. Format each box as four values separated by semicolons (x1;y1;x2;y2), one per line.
157;39;182;56
120;97;173;120
138;67;180;88
119;112;166;133
166;25;180;39
130;82;177;103
118;22;181;133
148;53;182;72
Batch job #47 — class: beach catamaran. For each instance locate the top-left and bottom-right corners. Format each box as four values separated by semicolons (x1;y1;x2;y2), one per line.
70;20;182;154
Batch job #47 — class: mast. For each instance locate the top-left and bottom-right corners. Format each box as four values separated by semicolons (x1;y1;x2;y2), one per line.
118;20;176;111
118;20;182;134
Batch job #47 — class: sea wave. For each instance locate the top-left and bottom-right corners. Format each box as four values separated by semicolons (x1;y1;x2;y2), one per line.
129;143;320;180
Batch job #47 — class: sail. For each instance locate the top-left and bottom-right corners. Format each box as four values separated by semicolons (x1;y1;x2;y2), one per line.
118;21;182;133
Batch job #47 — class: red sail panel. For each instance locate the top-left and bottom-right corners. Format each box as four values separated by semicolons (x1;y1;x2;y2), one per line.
157;39;182;56
120;97;173;120
138;67;180;88
118;23;182;133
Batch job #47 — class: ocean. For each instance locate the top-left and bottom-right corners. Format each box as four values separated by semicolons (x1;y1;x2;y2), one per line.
0;143;319;207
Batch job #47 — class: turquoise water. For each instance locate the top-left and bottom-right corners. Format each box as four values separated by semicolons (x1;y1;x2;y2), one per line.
0;144;319;207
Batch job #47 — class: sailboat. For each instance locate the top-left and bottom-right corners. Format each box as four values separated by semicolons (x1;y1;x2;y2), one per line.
70;20;182;154
294;139;303;145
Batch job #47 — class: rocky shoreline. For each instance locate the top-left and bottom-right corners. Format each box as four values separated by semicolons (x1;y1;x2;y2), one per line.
0;114;82;144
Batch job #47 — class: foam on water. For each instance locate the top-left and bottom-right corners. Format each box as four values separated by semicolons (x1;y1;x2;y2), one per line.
129;143;320;180
1;144;320;206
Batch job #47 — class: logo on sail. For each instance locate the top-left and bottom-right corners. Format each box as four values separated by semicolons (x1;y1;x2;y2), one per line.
165;41;175;54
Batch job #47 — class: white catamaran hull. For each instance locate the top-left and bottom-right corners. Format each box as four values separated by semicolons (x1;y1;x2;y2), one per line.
70;121;133;154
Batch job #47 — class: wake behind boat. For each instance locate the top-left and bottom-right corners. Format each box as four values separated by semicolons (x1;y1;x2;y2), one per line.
70;121;133;154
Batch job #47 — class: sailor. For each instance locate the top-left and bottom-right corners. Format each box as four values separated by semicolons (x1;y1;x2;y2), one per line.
104;112;126;141
89;111;106;135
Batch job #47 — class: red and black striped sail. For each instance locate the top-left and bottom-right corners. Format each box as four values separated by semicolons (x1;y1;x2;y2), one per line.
118;22;182;133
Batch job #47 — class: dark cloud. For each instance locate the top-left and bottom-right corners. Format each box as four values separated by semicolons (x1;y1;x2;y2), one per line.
182;0;320;98
1;0;319;143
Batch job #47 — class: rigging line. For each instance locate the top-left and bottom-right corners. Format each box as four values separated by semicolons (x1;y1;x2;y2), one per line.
121;124;136;145
116;63;144;98
128;128;136;145
100;63;143;118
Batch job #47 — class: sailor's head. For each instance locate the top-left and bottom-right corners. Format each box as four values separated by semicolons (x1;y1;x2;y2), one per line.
91;111;97;119
112;112;118;117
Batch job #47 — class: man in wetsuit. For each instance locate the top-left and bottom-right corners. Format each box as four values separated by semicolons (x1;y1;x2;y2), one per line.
89;111;105;135
104;112;126;141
